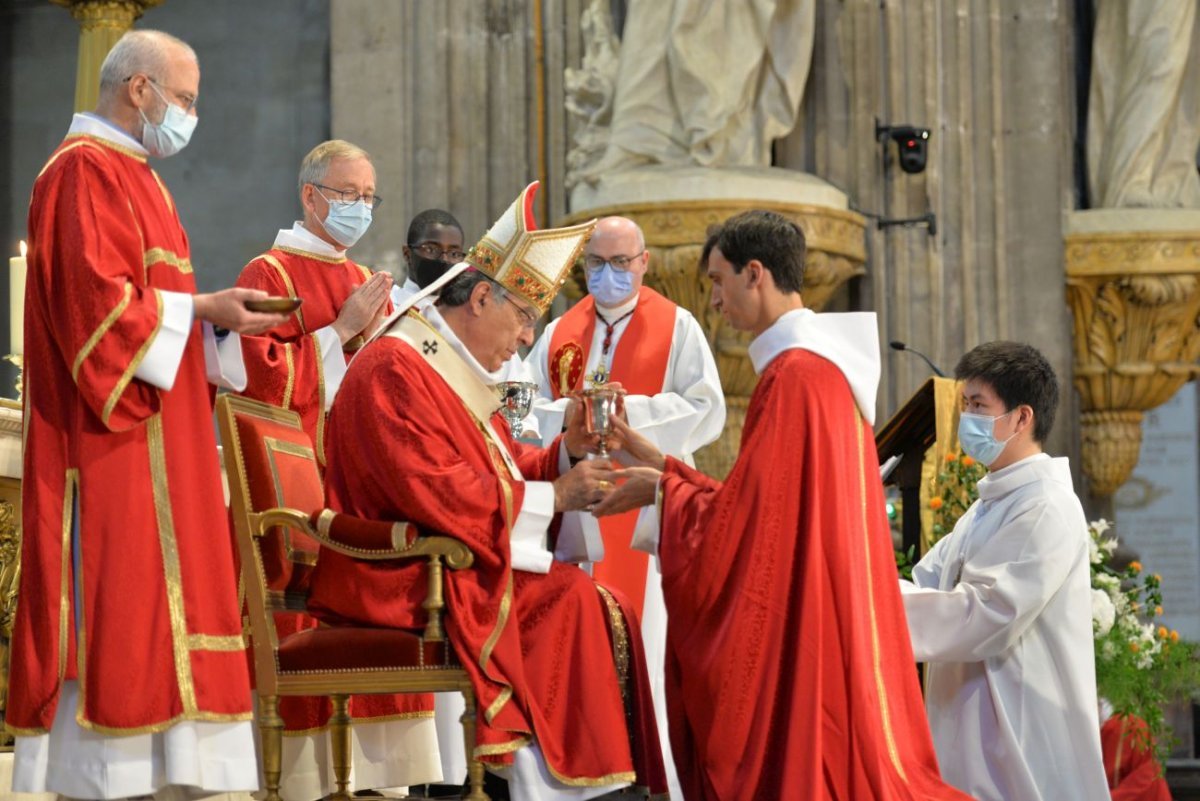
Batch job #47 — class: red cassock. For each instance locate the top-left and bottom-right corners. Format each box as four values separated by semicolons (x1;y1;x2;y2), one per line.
657;350;970;801
7;134;252;733
1102;715;1172;801
235;249;422;733
235;246;386;466
306;331;637;787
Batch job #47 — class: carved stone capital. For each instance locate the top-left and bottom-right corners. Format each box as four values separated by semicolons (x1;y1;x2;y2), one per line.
49;0;162;30
1065;223;1200;496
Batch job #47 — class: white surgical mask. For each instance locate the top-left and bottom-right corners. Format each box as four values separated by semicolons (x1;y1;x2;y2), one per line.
586;263;635;306
317;196;373;248
958;410;1016;467
139;81;197;159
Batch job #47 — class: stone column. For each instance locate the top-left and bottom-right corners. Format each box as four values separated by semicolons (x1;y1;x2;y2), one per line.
329;0;587;276
49;0;164;113
778;0;1079;459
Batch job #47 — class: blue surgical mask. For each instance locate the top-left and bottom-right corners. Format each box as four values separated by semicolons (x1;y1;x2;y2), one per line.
586;263;635;306
958;410;1016;467
139;82;197;159
318;197;373;248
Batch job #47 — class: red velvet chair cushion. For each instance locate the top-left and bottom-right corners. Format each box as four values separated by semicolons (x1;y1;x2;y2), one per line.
310;511;418;552
233;413;325;592
276;626;451;672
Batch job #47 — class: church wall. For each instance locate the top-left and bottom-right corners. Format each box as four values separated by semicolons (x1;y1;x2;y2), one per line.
781;0;1081;464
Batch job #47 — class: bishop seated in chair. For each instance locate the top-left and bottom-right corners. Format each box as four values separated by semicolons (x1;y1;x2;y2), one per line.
305;182;667;800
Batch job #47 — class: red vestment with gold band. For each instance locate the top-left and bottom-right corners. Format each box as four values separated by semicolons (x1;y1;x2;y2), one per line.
658;350;972;801
308;319;638;788
235;247;426;734
8;134;252;734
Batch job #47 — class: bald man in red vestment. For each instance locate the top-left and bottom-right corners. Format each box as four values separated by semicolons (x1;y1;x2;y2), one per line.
595;210;971;801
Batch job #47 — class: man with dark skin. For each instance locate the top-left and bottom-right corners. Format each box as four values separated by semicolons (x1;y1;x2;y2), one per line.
392;208;467;307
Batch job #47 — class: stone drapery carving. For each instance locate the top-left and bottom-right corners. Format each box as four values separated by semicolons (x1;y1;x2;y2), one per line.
1087;0;1200;208
570;0;817;184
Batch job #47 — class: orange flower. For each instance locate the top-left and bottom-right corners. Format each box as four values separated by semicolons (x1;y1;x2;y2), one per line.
944;452;958;463
1155;605;1163;617
1129;561;1143;574
1158;626;1169;639
929;497;944;511
961;455;975;467
1129;642;1141;653
1171;630;1180;643
1154;573;1162;583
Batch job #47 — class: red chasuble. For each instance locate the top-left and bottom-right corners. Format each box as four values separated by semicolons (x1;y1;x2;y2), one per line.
547;286;674;615
235;248;419;732
657;350;970;801
7;134;252;733
236;245;388;466
307;323;636;787
1102;715;1172;801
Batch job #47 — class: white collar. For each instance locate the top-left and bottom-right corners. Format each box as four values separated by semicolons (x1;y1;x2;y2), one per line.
977;453;1063;501
421;304;506;386
68;113;147;156
747;308;882;425
273;222;345;258
595;292;639;324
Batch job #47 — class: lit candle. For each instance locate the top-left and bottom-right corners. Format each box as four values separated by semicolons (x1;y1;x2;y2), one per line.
10;240;26;357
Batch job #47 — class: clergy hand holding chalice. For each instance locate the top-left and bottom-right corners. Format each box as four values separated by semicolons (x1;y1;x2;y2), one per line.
590;414;667;518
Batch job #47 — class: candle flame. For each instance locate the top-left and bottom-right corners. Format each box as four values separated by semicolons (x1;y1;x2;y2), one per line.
19;240;27;258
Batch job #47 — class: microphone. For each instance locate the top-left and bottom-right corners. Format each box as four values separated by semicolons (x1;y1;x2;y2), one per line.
889;340;946;378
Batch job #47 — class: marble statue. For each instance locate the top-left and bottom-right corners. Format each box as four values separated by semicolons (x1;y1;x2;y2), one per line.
1087;0;1200;208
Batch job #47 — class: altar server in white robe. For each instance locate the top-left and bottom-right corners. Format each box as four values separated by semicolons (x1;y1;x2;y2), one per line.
900;341;1110;801
523;216;725;799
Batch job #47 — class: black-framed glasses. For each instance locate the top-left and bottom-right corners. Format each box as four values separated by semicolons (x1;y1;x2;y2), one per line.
411;241;466;262
501;293;538;330
312;183;383;210
583;251;645;273
123;75;198;112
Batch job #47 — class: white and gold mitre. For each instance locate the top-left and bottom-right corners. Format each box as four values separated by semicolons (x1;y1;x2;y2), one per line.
465;181;596;315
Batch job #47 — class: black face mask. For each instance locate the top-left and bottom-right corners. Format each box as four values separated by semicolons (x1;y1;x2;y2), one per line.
411;255;451;289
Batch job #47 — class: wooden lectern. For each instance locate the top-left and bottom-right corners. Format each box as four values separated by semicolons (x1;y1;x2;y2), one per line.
875;377;962;556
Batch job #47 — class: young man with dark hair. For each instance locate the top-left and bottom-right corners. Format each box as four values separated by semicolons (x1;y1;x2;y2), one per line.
901;341;1109;800
594;209;969;801
392;208;466;306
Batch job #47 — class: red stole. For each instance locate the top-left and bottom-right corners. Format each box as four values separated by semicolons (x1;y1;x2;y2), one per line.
548;286;675;615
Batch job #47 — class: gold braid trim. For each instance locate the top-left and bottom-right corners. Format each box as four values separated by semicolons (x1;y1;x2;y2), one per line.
475;735;532;757
148;413;199;714
102;288;163;428
143;247;192;275
856;407;907;780
58;469;79;686
276;245;346;264
282;342;296;409
258;254;307;331
73;283;133;381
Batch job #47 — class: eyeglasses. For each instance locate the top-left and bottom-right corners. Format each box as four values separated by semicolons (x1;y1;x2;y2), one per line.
501;293;538;331
124;75;198;113
583;251;645;273
411;242;466;262
312;183;383;210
